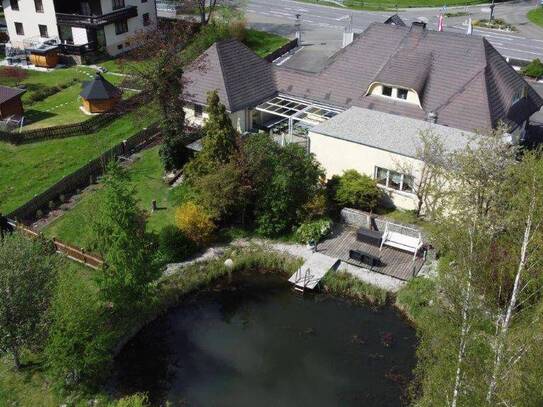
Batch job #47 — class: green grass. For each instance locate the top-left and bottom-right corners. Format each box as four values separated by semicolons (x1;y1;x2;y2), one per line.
298;0;489;10
244;29;290;58
0;107;155;214
528;7;543;28
43;145;189;247
322;270;389;305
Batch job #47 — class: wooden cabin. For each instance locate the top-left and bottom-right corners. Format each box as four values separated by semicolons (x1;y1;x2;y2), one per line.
0;86;25;119
80;73;121;114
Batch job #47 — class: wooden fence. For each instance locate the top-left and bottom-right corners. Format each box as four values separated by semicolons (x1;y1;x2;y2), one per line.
8;220;104;270
264;38;299;63
7;123;161;222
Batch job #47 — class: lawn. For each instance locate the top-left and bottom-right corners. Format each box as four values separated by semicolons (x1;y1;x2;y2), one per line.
528;7;543;28
43;145;188;248
0;107;155;214
244;29;290;58
299;0;489;10
0;66;124;129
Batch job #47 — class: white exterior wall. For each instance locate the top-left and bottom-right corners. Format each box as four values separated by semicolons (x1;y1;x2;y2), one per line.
367;83;422;107
103;0;157;56
3;0;59;48
185;105;251;133
308;130;422;210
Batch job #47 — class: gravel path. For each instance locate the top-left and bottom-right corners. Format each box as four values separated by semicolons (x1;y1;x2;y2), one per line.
164;238;405;292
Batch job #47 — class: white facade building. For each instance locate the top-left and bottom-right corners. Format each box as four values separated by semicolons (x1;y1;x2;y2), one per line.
2;0;157;59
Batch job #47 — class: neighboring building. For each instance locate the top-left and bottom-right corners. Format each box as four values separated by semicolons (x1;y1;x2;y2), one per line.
2;0;157;63
183;22;543;210
80;73;121;113
0;86;25;119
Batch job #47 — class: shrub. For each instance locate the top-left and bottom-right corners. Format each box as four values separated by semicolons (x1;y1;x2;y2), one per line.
157;225;198;263
334;169;382;211
522;58;543;79
109;394;150;407
175;202;215;247
295;218;332;245
322;271;388;305
229;19;247;41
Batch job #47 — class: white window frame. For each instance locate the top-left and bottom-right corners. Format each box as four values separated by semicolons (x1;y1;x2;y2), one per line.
374;166;415;195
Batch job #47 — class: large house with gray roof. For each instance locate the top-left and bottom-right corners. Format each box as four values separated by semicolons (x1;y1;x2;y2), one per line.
183;22;543;210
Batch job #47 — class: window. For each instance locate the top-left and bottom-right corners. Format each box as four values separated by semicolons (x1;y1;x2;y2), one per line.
115;19;128;35
143;12;151;26
382;86;392;97
397;88;408;100
14;22;24;36
10;0;19;11
117;44;123;50
34;0;44;12
142;0;148;2
113;0;125;10
374;166;415;194
194;104;203;118
38;24;48;38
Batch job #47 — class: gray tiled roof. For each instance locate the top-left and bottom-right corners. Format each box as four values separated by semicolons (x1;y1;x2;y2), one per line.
184;39;276;112
184;23;542;133
80;73;120;100
311;106;474;158
0;86;25;105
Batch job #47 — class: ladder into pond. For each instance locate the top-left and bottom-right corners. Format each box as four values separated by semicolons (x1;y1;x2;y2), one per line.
289;252;340;293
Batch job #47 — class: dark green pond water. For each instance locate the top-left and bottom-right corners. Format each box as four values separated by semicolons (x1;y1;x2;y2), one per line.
109;272;417;406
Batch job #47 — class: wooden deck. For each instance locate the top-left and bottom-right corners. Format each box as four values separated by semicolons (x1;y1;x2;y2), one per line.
317;224;425;281
288;252;339;290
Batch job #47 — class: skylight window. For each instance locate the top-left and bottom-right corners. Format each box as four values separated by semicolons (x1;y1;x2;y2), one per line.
382;86;393;97
397;88;408;100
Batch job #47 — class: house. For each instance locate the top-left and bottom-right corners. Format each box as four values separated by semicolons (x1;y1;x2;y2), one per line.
0;85;25;119
183;22;543;210
80;73;121;113
2;0;157;64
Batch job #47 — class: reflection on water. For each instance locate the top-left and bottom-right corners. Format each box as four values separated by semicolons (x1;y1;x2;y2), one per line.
109;272;417;406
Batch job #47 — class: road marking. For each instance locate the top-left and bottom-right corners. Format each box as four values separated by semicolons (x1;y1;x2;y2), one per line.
495;46;543;57
336;15;350;21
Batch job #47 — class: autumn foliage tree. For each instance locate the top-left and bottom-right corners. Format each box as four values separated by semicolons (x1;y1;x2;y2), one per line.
175;202;215;246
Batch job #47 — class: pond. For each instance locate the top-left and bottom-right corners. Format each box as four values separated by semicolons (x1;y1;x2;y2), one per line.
108;272;417;406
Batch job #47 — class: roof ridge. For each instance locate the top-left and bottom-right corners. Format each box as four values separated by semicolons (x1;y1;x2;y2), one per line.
213;41;234;111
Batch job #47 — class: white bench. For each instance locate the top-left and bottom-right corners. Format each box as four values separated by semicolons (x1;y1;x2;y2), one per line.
380;223;423;261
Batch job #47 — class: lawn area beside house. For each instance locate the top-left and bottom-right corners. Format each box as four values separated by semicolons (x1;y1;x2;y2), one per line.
42;145;188;248
528;7;543;28
0;66;124;129
0;107;155;215
299;0;489;10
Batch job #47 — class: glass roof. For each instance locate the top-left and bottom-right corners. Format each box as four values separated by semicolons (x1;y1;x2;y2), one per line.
256;96;343;125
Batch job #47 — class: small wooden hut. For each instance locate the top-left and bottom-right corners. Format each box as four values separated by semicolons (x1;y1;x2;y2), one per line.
0;86;26;119
80;73;121;114
27;43;60;68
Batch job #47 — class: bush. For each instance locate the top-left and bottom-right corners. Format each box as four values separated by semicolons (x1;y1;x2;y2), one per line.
157;225;198;263
334;170;382;211
522;58;543;79
295;218;332;245
175;202;215;247
322;271;388;305
109;394;150;407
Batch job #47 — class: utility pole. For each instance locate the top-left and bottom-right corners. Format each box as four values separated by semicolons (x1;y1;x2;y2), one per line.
295;14;302;44
489;0;495;21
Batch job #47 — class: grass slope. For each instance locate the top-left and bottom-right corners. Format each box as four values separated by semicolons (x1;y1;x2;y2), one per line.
0;108;155;214
528;7;543;28
43;145;189;247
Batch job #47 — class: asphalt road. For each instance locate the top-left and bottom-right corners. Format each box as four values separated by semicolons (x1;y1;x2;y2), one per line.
246;0;543;70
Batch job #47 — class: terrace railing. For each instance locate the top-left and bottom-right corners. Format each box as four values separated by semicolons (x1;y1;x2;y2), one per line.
59;41;96;55
56;6;138;27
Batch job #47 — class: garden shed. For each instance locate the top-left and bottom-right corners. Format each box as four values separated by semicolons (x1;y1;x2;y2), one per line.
80;73;121;114
0;86;26;119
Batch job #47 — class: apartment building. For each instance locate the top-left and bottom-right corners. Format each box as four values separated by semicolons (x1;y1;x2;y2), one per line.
2;0;157;59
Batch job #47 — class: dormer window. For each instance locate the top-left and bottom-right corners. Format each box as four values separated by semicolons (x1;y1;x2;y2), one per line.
397;88;408;100
382;86;392;97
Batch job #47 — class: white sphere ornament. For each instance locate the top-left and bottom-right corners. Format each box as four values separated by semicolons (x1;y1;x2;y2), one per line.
224;258;234;269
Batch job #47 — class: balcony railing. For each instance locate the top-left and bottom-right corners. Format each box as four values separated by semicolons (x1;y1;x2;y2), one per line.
59;41;96;55
56;6;138;27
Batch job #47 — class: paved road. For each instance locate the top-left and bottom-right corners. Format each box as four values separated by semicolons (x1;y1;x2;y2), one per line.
246;0;543;70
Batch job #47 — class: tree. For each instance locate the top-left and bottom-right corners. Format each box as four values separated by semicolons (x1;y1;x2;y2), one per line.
334;169;382;212
0;232;58;369
175;202;216;246
394;130;447;218
124;20;196;171
183;90;237;182
90;162;158;308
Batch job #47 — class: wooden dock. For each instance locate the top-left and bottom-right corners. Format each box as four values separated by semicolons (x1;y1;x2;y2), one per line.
289;252;339;291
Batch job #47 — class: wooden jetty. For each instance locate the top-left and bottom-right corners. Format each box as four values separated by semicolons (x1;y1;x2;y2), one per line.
289;252;339;292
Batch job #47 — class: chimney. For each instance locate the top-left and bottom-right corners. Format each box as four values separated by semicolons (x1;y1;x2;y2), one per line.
426;111;438;124
342;15;354;48
411;21;427;31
